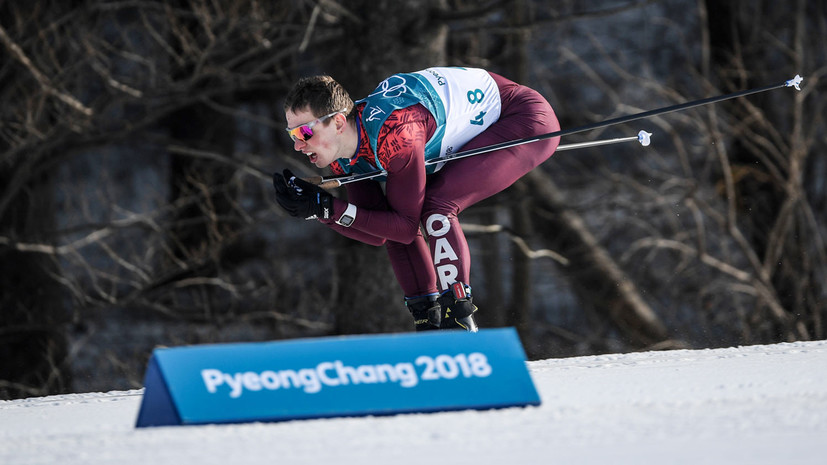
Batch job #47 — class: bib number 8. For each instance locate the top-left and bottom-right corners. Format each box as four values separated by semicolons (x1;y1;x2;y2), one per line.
467;88;487;125
467;89;485;104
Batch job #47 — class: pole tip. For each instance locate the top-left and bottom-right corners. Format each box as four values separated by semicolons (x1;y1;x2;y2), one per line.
785;75;803;91
637;130;653;147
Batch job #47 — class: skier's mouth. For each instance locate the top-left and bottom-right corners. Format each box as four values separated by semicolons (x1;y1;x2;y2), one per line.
306;152;317;163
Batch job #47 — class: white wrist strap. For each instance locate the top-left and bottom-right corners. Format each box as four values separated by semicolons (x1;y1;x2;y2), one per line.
336;203;357;227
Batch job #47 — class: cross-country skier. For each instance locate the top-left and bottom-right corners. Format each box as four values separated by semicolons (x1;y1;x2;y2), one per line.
273;67;560;332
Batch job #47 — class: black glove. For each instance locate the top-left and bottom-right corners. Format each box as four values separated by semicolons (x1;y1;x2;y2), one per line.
272;169;334;220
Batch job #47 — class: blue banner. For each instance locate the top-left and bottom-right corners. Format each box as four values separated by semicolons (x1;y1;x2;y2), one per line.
136;328;540;427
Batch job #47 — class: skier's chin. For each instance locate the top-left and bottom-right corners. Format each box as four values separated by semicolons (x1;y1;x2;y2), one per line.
311;154;330;169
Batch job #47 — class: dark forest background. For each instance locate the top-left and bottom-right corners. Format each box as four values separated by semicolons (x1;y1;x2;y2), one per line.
1;0;824;399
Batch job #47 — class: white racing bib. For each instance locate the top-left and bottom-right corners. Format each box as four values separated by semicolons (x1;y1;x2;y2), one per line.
355;67;502;174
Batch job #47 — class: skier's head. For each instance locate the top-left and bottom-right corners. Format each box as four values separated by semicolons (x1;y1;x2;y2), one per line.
284;75;356;169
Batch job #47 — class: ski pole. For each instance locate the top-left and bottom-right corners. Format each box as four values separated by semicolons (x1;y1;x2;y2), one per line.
433;75;803;166
310;130;653;189
554;130;652;152
311;75;802;189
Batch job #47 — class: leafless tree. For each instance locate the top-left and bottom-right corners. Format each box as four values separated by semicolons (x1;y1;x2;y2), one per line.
0;0;329;398
524;0;826;352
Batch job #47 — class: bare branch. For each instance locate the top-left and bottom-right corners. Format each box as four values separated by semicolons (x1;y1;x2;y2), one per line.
0;24;93;116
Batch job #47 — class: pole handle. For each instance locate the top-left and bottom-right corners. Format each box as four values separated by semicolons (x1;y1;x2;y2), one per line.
303;175;343;189
317;179;342;190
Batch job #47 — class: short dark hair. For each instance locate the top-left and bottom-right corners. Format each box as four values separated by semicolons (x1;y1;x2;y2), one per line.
284;75;354;119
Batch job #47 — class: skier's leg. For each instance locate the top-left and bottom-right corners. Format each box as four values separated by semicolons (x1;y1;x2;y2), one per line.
383;213;442;332
385;235;438;297
346;180;442;330
422;74;560;329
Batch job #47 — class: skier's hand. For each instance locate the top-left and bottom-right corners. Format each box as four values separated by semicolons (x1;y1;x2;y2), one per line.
272;170;299;215
272;169;334;220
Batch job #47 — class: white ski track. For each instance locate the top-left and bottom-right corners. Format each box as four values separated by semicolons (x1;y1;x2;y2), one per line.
2;339;826;465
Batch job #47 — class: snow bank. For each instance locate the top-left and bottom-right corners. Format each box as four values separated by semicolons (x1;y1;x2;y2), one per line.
3;340;826;464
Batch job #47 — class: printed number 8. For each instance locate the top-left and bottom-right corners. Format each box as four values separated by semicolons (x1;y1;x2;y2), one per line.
467;89;485;104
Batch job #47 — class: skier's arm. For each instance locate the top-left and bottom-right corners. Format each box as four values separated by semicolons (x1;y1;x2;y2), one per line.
320;181;391;246
323;111;430;244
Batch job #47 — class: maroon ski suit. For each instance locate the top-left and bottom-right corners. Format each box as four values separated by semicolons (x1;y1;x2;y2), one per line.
321;72;560;298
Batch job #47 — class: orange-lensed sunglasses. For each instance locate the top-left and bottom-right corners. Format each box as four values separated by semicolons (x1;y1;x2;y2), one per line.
286;110;346;142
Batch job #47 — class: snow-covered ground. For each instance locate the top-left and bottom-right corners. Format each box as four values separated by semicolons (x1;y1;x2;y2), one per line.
3;340;826;465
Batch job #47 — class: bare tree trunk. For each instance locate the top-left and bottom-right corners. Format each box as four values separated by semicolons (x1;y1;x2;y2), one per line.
501;0;535;344
158;1;250;325
322;0;449;334
525;170;679;349
0;170;71;399
509;193;534;339
479;206;506;327
0;2;76;400
167;100;240;267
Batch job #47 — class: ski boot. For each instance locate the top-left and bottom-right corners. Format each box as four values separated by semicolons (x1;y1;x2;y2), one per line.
438;282;479;332
405;294;442;331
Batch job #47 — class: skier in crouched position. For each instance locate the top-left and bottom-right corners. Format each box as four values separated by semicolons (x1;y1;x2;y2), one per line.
273;67;560;332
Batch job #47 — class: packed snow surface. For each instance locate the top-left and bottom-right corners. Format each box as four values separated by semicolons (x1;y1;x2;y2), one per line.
3;340;826;464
